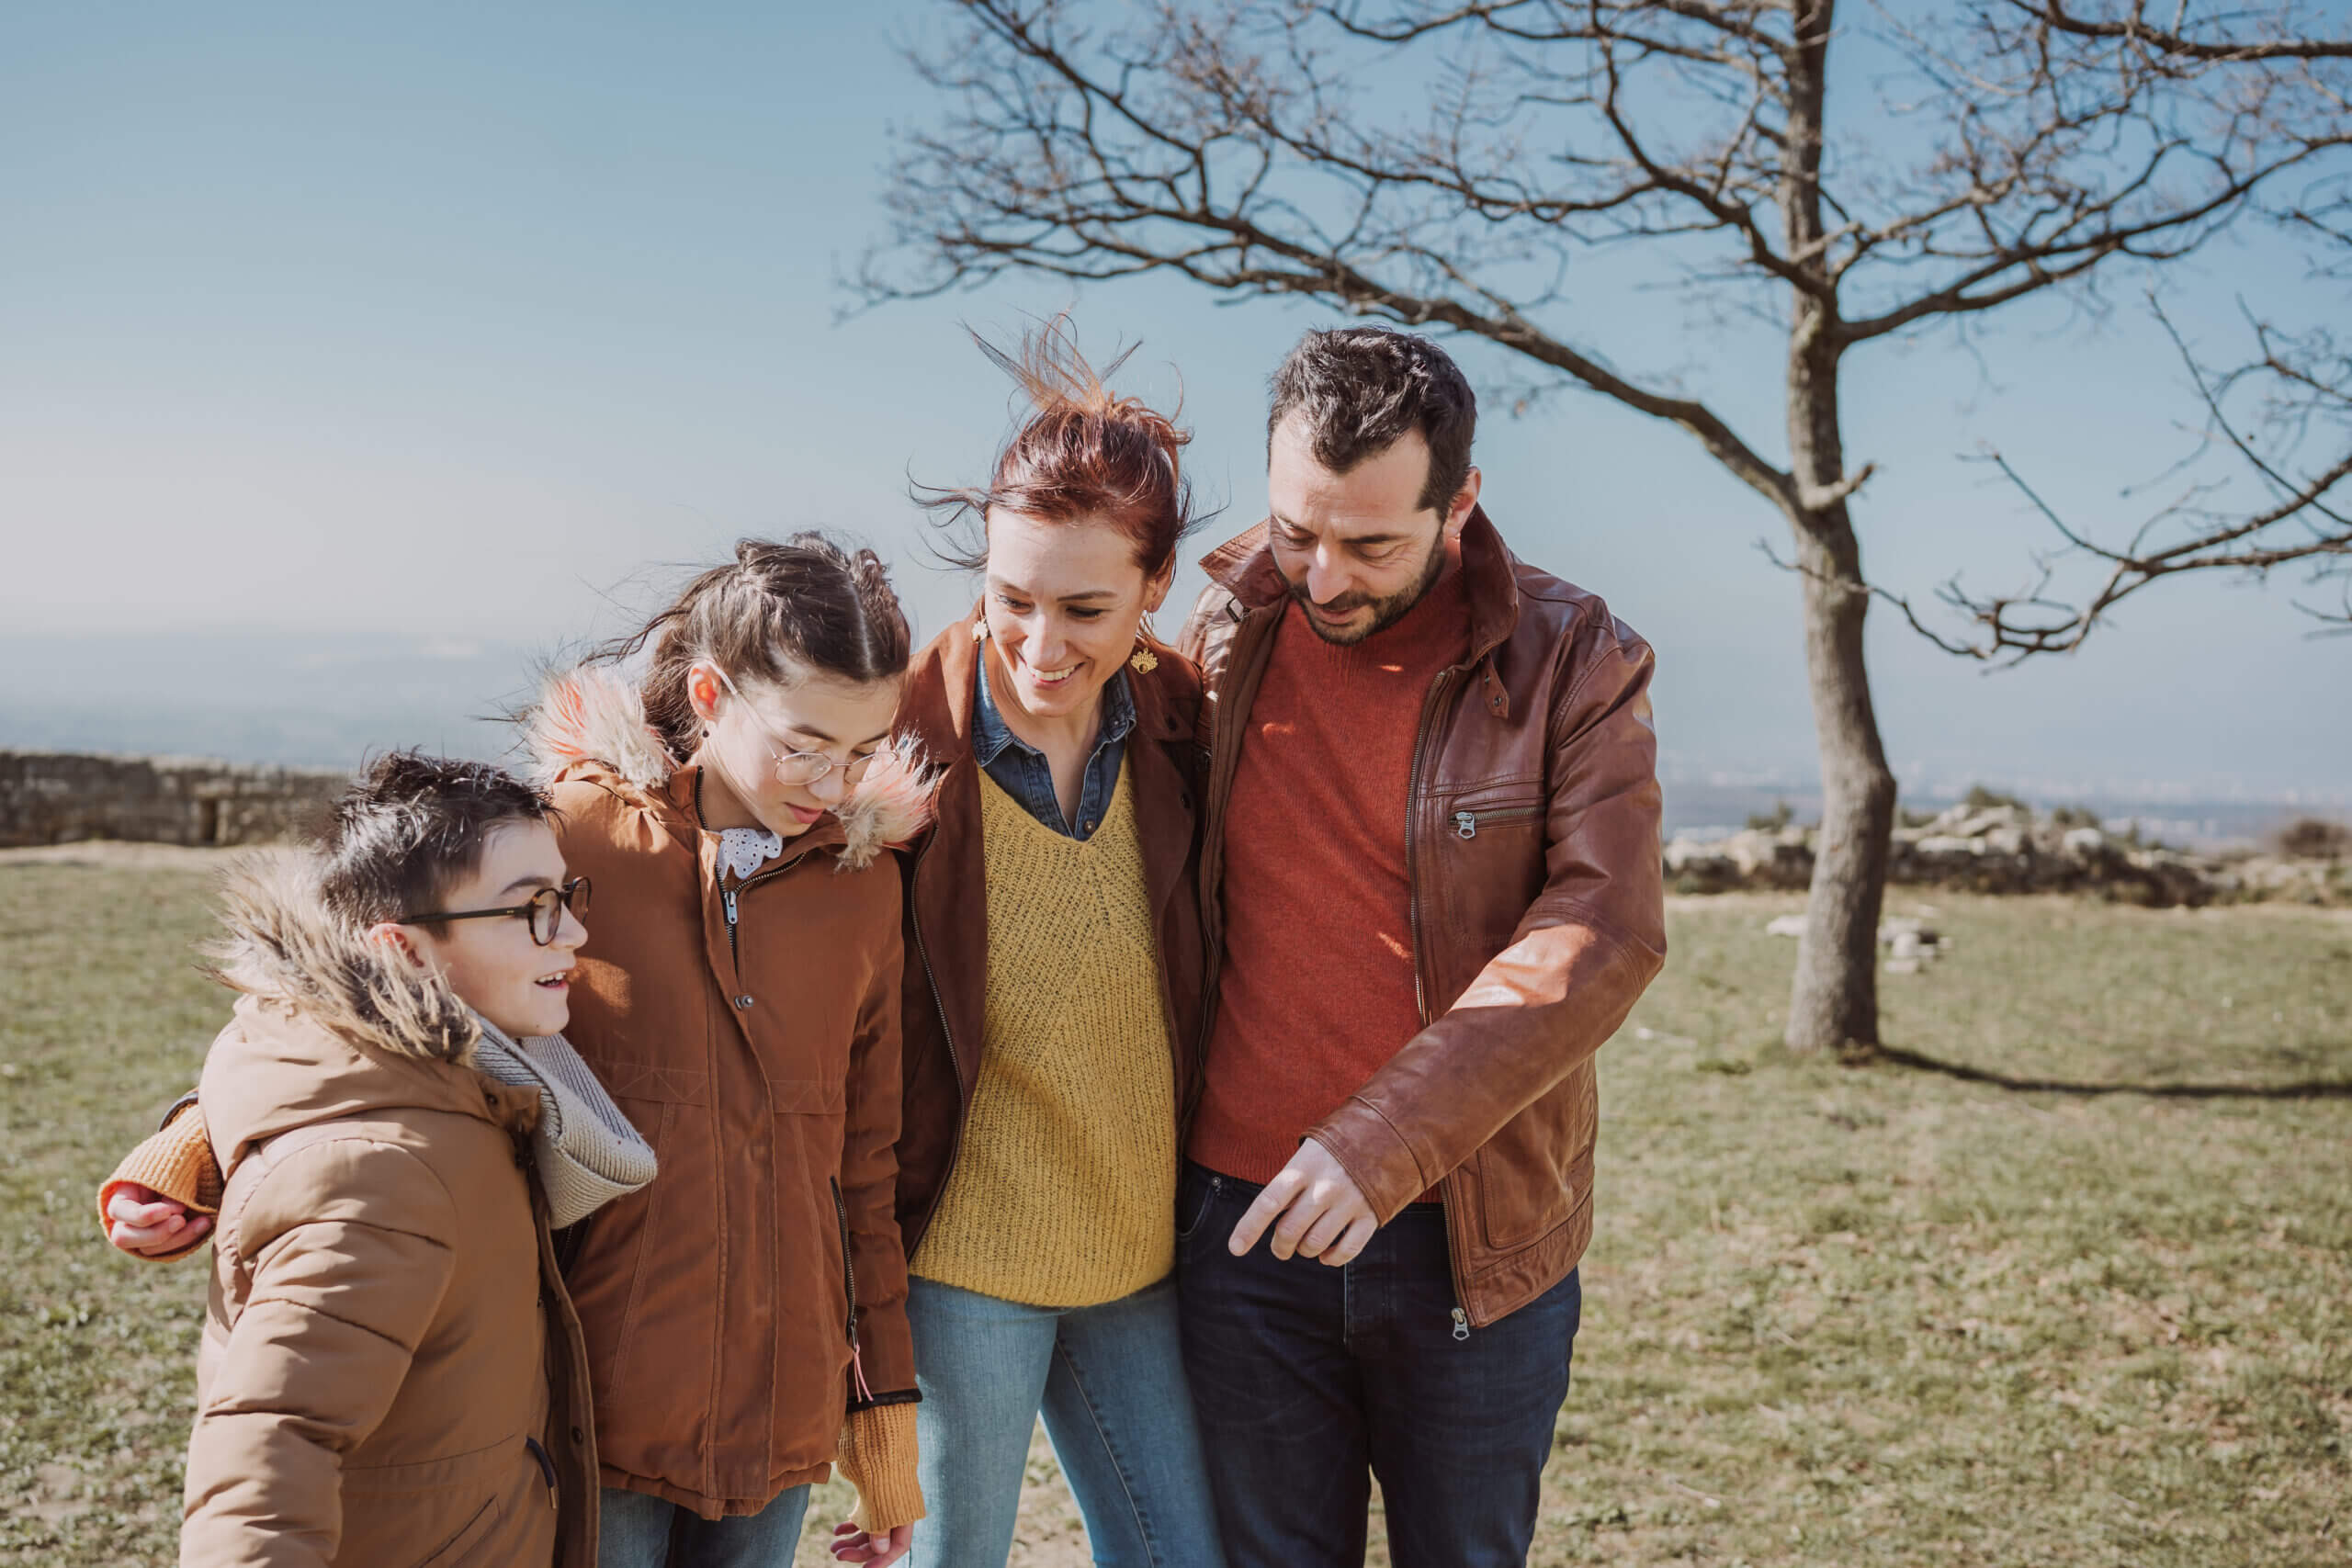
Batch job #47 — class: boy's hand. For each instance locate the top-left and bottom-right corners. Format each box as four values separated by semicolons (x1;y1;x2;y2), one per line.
105;1183;209;1256
831;1521;913;1565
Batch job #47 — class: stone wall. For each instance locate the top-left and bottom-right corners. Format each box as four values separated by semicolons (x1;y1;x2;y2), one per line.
1666;801;2351;908
0;752;350;851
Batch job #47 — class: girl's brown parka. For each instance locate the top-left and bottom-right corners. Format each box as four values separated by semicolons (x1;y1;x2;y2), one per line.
522;667;930;1519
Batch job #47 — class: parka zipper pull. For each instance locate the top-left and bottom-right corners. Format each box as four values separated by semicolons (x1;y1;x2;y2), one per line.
1454;810;1477;840
526;1436;559;1511
832;1177;875;1404
1451;1306;1471;1342
722;886;739;929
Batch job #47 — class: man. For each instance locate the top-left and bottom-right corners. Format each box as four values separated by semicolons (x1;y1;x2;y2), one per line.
1176;326;1667;1567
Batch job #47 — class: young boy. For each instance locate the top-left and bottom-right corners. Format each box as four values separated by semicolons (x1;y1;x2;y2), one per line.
106;751;650;1567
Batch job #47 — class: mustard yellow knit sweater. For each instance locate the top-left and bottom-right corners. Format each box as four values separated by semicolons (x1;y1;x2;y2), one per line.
911;764;1178;1307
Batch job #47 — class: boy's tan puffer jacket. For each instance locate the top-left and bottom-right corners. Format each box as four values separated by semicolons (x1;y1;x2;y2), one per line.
181;858;595;1568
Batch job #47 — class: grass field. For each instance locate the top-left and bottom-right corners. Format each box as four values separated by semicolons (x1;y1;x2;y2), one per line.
3;850;2346;1565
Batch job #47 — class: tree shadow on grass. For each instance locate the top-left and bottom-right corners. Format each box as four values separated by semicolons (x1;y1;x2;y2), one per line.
1863;1044;2352;1100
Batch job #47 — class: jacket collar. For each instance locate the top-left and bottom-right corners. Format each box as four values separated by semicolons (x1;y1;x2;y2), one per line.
901;601;1190;763
1201;504;1523;666
971;649;1138;770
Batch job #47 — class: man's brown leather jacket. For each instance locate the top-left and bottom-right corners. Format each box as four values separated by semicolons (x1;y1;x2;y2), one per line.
1180;508;1667;1327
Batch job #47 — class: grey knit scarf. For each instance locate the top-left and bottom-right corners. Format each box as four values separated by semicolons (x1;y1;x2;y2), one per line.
469;1015;660;1229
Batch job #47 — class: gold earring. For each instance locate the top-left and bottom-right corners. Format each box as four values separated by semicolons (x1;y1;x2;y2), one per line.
1128;638;1159;674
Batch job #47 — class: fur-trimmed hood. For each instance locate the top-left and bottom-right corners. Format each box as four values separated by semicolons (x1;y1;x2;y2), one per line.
519;662;933;870
197;852;524;1168
209;850;481;1065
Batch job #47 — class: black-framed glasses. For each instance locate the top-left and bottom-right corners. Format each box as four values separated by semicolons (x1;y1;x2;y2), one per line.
401;877;591;946
712;666;880;788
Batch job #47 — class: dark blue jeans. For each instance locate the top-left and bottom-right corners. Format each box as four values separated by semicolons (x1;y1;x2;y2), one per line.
1175;1161;1582;1568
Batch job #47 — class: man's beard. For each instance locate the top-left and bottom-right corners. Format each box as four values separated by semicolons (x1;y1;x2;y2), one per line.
1286;531;1449;647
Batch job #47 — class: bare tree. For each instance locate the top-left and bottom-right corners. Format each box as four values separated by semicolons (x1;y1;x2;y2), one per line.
863;0;2352;1054
1898;300;2352;660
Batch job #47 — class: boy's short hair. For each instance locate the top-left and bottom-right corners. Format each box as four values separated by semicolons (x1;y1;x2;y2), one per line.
318;750;558;930
1268;327;1478;514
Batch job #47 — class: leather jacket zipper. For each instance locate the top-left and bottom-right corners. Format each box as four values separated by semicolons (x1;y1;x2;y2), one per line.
1453;804;1540;840
1403;668;1456;1025
1405;663;1484;1335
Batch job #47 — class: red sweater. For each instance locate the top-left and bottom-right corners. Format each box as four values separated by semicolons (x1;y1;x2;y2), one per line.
1189;558;1470;1191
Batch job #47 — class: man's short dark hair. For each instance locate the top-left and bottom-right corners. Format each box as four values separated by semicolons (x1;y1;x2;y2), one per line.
317;750;558;929
1268;327;1477;514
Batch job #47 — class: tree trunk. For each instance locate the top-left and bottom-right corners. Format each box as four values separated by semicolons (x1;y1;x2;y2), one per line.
1777;0;1895;1054
1784;501;1897;1053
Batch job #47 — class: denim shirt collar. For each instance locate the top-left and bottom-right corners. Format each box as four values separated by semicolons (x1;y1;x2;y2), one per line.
972;649;1137;768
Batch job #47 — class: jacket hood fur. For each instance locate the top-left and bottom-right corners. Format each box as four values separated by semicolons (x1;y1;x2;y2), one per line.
519;662;934;870
209;851;481;1068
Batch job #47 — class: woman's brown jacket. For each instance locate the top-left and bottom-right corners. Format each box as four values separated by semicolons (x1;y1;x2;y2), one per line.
523;667;928;1518
888;612;1210;1258
182;858;596;1568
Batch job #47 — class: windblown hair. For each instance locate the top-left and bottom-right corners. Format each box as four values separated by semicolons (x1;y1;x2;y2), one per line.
1269;327;1478;514
922;317;1202;579
586;533;913;761
316;750;559;932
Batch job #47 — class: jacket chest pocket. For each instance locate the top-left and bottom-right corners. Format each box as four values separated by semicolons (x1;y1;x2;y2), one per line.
1433;781;1547;953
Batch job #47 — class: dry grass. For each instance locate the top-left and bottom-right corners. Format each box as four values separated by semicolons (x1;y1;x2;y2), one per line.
3;858;2345;1564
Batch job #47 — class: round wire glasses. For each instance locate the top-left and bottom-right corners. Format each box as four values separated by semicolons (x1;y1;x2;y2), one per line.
712;665;882;788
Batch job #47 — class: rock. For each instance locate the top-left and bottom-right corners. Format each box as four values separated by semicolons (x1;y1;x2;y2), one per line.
2062;826;2107;857
1765;914;1807;937
1953;806;2030;838
1914;835;1981;856
1921;803;1975;835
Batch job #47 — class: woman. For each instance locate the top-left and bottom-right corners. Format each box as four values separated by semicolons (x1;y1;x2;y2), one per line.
831;325;1226;1568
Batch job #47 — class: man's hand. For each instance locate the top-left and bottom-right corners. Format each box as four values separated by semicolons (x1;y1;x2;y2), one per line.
831;1521;913;1565
1227;1140;1377;1266
105;1183;209;1257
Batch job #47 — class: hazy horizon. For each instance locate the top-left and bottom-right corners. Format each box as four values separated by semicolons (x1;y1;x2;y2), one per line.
6;626;2342;852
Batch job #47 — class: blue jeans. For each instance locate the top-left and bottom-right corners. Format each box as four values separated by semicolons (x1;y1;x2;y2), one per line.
1176;1162;1582;1568
905;1273;1227;1568
597;1483;809;1568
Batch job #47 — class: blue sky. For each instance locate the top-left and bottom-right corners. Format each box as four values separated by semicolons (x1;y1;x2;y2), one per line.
3;2;2345;804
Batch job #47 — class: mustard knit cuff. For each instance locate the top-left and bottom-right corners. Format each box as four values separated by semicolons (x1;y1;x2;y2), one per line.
95;1101;220;1260
835;1401;924;1533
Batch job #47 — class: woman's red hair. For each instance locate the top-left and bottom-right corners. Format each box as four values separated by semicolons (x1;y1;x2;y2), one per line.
922;317;1201;578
